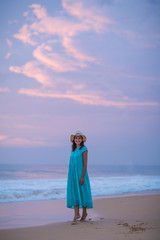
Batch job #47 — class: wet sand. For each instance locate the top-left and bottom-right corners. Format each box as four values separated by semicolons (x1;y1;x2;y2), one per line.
0;194;160;240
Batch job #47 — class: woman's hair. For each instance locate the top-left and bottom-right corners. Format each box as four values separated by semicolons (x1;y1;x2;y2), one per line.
72;136;85;151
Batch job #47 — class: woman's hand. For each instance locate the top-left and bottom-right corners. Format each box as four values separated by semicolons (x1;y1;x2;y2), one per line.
80;177;84;185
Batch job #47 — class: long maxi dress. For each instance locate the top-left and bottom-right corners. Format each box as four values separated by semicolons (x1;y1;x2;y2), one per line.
67;146;93;209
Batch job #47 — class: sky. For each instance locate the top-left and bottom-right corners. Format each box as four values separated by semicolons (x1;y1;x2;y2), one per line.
0;0;160;166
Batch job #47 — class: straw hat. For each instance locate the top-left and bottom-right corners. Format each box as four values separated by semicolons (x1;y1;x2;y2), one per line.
70;131;87;143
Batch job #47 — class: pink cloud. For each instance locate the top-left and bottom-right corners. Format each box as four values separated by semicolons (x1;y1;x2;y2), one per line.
62;37;95;62
11;2;159;110
13;24;37;46
11;2;108;85
0;87;10;93
6;38;12;48
22;4;91;41
11;1;113;88
0;137;48;147
0;135;8;141
28;1;112;37
18;88;159;108
62;0;114;32
5;52;11;59
0;133;62;147
29;4;47;19
33;43;85;72
9;52;86;88
23;11;29;17
9;61;52;86
13;1;112;64
30;17;87;38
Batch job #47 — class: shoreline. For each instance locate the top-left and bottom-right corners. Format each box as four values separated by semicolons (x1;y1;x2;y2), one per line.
0;194;160;240
1;189;160;204
0;190;160;230
92;189;160;199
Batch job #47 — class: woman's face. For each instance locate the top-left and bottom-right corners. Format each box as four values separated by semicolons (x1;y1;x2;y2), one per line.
74;135;83;146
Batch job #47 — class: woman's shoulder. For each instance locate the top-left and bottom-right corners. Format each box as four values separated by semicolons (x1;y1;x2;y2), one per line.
80;145;88;152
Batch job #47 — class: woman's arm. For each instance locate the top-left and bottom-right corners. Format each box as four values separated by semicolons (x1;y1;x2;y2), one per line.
80;151;88;185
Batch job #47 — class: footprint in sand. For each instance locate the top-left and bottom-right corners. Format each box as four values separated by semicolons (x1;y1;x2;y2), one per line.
117;221;146;233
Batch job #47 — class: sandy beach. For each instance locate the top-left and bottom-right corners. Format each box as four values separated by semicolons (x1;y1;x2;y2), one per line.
0;194;160;240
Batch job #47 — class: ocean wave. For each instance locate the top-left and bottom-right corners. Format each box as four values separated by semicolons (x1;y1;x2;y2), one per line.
1;175;160;203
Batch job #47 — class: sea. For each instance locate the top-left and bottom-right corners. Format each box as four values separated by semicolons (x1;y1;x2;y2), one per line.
0;164;160;203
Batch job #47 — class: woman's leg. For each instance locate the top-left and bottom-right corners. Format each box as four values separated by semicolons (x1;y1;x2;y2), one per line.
73;205;80;222
80;206;87;221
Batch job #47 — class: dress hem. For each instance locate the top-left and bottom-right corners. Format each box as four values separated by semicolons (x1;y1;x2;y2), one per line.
66;205;93;209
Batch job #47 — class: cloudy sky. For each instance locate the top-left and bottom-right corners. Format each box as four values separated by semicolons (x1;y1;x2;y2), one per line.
0;0;160;165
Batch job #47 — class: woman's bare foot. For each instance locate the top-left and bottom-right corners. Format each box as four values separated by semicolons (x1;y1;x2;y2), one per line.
80;212;88;221
72;214;81;222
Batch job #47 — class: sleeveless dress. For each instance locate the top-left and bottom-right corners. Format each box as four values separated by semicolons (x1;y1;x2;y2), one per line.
66;146;93;209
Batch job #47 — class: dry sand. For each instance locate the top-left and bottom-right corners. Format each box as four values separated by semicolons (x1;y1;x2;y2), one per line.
0;194;160;240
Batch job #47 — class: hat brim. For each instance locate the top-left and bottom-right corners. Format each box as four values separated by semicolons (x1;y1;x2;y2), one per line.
70;134;86;143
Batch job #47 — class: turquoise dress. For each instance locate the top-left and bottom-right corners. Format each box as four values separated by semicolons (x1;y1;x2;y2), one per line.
67;146;93;209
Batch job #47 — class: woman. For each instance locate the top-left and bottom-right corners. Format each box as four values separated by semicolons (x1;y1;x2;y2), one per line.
67;131;93;222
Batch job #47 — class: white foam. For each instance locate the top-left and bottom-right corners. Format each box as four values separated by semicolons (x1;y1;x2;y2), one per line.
1;175;160;203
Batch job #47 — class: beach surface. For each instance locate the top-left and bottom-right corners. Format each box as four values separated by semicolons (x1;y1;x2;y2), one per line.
0;194;160;240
